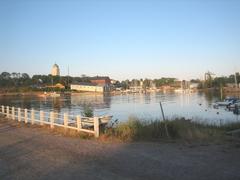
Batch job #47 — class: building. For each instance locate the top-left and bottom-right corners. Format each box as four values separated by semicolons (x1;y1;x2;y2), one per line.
51;64;60;76
46;83;65;89
189;83;200;89
71;82;105;93
90;76;111;86
71;76;112;93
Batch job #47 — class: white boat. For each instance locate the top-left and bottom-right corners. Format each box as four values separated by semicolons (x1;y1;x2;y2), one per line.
81;115;113;127
100;115;113;124
229;101;240;109
39;92;61;97
215;97;238;107
49;92;61;97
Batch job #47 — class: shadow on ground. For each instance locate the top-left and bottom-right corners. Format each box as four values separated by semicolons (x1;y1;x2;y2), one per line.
0;117;240;180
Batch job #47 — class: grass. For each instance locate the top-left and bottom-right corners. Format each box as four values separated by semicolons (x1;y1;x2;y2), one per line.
103;116;240;142
1;114;240;142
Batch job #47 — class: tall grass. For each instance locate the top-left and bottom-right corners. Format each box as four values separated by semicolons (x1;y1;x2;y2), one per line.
104;116;240;142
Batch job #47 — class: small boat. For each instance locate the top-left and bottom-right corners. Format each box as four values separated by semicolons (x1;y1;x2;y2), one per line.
214;97;238;107
38;92;61;98
229;100;240;109
49;92;61;97
81;115;113;127
99;115;113;124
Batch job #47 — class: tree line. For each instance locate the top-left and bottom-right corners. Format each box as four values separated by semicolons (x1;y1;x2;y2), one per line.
0;71;239;91
0;72;90;89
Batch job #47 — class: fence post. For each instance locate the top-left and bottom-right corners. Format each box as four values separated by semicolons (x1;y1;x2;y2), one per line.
12;107;15;120
77;115;82;132
64;113;68;128
1;105;4;114
6;106;9;118
24;109;28;123
18;108;21;122
31;109;35;125
50;112;54;129
94;117;100;138
40;111;44;125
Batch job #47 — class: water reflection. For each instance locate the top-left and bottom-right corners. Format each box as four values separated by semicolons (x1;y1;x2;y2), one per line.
71;94;111;109
0;92;239;125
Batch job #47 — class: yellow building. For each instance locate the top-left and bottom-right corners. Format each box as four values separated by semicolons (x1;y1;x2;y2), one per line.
46;83;65;89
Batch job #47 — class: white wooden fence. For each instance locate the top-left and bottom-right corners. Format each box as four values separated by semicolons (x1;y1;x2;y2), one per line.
0;105;100;137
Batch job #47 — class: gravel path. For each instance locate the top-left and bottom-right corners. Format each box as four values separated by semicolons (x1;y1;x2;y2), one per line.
0;117;240;180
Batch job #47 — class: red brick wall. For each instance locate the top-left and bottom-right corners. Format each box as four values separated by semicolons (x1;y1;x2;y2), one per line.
90;78;111;85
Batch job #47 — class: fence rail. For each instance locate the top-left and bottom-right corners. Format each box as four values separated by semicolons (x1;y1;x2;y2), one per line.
0;105;100;137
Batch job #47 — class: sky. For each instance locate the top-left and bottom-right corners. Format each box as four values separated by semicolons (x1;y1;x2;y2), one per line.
0;0;240;80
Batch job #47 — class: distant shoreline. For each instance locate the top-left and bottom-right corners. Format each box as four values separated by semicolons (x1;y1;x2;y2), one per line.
0;87;239;97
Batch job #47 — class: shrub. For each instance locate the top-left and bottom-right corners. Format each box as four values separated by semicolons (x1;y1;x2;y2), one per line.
82;104;94;117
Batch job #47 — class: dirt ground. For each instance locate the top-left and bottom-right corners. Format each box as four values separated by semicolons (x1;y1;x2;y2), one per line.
0;117;240;180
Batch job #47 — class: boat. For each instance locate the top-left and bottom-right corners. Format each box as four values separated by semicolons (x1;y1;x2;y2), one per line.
229;100;240;109
49;92;61;97
81;115;113;127
38;92;61;98
214;97;238;107
99;115;113;124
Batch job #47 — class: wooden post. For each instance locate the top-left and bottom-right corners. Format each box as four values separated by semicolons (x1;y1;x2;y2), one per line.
50;112;54;129
40;111;44;125
31;109;35;125
160;102;169;138
18;108;21;122
77;115;82;132
1;105;4;114
64;113;68;128
94;117;100;138
6;106;9;118
54;112;58;123
12;107;15;120
24;109;28;123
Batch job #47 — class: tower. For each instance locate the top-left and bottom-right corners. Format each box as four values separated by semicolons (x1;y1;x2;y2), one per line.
51;63;60;76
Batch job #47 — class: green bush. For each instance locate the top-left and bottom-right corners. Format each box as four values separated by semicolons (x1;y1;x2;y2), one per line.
82;104;94;117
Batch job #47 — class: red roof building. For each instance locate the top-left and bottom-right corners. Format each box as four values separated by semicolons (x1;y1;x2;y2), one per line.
90;76;111;86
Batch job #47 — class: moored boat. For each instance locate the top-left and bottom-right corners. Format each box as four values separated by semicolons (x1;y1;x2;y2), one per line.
214;97;238;107
80;115;113;127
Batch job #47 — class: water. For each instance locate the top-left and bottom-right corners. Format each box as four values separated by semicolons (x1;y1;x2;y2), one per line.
0;91;239;125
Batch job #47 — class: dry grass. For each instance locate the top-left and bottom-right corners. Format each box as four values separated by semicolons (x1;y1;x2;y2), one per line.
1;115;240;142
104;116;240;142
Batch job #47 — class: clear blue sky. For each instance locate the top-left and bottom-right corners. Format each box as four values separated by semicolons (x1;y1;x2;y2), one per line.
0;0;240;80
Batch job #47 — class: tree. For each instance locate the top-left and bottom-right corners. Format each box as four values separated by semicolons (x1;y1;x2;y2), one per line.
21;73;30;79
1;72;11;80
143;79;151;89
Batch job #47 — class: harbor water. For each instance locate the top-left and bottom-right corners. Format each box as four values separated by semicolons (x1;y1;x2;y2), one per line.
0;91;239;125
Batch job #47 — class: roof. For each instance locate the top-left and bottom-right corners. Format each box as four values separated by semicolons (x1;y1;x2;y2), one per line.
71;82;100;87
52;64;59;68
90;76;110;80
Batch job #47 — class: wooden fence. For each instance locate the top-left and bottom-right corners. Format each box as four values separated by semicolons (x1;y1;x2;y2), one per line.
0;105;100;137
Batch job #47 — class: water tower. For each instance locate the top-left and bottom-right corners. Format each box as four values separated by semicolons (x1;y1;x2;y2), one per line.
51;63;60;76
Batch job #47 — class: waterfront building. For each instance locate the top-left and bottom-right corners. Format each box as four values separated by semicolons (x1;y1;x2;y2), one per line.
71;76;112;93
51;63;60;76
71;82;105;93
90;76;111;86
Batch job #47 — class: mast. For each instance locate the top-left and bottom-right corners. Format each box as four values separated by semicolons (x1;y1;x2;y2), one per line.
67;65;69;88
234;72;238;88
